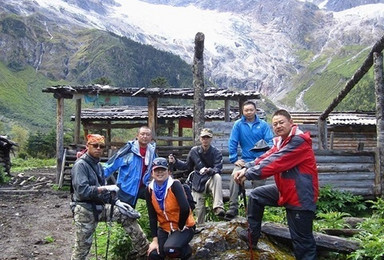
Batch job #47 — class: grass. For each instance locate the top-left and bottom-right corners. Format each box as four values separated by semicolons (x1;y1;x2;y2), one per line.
10;157;56;173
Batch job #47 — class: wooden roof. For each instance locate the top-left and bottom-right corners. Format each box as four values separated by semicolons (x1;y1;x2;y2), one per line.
291;111;376;126
72;106;267;122
42;85;261;100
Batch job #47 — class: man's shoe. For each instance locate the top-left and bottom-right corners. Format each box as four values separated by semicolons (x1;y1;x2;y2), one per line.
214;207;225;217
236;227;258;247
224;208;238;220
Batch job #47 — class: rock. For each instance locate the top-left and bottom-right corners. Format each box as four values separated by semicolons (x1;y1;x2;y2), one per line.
190;218;295;259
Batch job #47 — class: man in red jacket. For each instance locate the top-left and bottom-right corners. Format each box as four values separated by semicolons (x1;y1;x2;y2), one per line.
234;109;318;260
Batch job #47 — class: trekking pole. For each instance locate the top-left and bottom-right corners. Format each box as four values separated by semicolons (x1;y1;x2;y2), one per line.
105;193;116;260
240;183;254;260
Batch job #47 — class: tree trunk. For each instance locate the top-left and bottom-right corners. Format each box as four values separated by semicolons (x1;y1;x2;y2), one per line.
193;32;205;144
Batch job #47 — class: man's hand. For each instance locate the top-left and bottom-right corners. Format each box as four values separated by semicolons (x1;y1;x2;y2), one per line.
199;167;208;174
101;185;119;192
168;154;176;164
115;200;141;219
234;159;245;168
234;168;247;185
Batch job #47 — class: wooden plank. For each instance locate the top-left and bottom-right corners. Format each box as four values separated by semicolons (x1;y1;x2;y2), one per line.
317;164;374;172
315;155;374;163
156;136;193;141
261;222;360;254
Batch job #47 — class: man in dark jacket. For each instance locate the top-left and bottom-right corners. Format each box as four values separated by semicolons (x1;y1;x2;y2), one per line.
234;109;318;260
168;128;225;224
71;134;148;260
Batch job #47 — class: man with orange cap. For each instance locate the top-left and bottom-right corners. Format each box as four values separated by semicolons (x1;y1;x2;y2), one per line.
71;134;148;260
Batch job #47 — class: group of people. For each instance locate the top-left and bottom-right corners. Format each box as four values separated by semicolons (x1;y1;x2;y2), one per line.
70;100;319;260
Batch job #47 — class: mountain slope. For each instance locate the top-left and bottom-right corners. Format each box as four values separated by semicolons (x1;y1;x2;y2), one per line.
0;0;384;134
0;12;193;131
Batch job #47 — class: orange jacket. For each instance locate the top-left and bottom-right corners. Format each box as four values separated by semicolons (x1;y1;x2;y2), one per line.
148;178;195;233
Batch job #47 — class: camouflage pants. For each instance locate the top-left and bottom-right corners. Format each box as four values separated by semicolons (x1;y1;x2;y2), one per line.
71;203;149;260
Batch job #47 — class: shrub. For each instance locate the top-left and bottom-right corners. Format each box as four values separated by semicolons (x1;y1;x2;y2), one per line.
317;185;367;216
349;198;384;260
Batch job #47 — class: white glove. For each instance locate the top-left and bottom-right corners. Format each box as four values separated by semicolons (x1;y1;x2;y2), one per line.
101;185;119;192
199;167;207;174
115;200;141;219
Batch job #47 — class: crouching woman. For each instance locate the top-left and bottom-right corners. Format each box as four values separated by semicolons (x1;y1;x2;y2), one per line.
146;157;196;260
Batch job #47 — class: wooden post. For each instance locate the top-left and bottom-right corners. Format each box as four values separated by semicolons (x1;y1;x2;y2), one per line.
193;32;205;144
56;97;64;184
148;95;158;138
318;118;328;150
374;51;383;196
239;98;246;116
224;100;230;122
74;98;81;144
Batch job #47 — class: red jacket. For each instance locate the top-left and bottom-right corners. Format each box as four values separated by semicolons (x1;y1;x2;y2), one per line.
246;125;319;212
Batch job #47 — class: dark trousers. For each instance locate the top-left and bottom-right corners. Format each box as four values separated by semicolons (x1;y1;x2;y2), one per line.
148;228;194;260
248;184;317;260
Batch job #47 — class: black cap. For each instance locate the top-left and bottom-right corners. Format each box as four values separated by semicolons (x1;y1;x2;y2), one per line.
250;139;270;152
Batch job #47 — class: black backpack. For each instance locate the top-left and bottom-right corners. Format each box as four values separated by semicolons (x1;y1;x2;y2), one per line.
182;183;196;211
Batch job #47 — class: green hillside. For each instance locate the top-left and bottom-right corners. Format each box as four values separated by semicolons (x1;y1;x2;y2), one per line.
0;62;70;133
282;46;375;111
0;13;194;135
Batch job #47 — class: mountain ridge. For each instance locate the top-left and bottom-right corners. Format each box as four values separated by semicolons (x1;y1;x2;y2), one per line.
0;0;383;133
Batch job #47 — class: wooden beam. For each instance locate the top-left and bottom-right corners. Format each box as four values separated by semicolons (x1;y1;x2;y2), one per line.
193;32;205;144
374;51;383;196
56;98;64;184
148;95;157;137
318;117;328;150
224;100;230;122
83;122;145;129
74;98;81;144
261;222;360;254
320;34;384;121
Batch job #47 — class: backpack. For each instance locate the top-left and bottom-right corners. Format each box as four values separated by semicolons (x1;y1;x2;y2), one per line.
182;183;196;211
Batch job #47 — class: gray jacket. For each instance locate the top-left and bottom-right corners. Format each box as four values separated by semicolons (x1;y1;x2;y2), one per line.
71;153;106;211
174;145;223;175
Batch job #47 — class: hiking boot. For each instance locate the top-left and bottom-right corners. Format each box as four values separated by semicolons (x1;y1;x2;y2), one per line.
224;208;238;220
214;207;225;218
236;227;258;248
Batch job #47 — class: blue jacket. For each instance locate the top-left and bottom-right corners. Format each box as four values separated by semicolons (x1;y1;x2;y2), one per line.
104;140;156;206
228;115;274;163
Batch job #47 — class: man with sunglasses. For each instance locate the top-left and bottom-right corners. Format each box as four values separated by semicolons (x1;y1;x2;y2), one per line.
71;134;148;260
169;128;225;224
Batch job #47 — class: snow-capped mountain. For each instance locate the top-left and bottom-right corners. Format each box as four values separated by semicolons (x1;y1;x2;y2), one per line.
2;0;384;104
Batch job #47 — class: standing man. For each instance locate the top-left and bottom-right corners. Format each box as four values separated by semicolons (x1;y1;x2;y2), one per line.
71;134;147;260
225;100;274;220
103;126;157;256
235;109;318;260
169;128;225;224
104;126;156;207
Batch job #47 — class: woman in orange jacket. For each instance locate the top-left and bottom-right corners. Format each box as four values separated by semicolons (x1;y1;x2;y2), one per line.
145;157;196;260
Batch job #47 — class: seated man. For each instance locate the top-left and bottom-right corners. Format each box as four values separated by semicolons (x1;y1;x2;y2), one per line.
168;128;225;224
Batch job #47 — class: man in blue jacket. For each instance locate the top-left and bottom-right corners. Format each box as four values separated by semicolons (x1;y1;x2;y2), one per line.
104;126;156;257
104;126;157;206
225;100;274;220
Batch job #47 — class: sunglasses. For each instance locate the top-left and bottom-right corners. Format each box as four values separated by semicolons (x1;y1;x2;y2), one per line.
153;159;168;167
90;143;106;149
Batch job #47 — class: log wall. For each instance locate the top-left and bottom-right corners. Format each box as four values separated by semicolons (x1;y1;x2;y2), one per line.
204;122;378;198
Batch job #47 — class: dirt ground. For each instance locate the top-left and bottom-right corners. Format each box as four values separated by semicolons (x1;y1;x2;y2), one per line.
0;168;74;260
